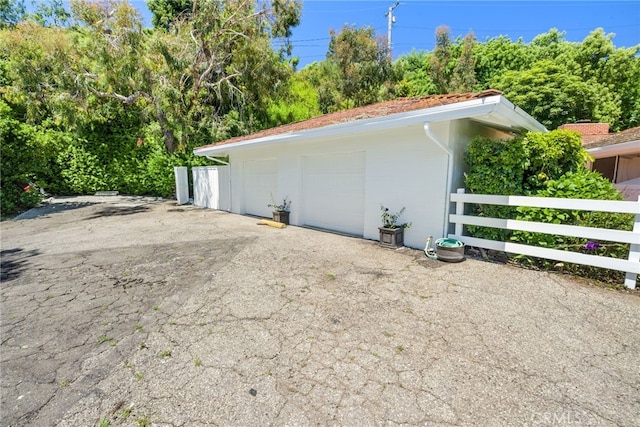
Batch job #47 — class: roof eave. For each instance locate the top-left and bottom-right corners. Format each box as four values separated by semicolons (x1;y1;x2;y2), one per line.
193;95;546;157
588;139;640;158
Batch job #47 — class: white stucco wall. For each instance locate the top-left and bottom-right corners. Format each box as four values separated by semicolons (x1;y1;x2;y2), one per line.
226;123;454;248
220;119;512;248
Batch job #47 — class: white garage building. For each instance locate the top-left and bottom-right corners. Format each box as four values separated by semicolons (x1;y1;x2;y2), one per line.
193;90;546;249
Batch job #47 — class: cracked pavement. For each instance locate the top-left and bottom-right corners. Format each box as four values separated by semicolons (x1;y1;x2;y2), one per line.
1;196;639;426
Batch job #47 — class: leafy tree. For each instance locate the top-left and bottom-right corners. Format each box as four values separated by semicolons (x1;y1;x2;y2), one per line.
327;24;392;107
473;35;532;89
393;51;435;97
0;0;25;28
298;60;341;113
428;26;478;94
571;28;640;130
29;0;71;27
265;73;321;126
0;21;82;124
429;25;453;93
492;60;620;129
147;0;193;29
450;32;476;92
68;0;301;152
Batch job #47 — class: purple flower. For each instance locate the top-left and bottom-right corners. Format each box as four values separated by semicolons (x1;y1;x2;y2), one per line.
582;241;601;251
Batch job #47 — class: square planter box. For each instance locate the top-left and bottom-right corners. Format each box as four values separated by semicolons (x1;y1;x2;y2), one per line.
272;211;290;225
379;227;404;248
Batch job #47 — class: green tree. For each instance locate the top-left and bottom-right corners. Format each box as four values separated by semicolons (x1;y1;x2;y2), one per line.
450;32;476;92
429;25;452;93
392;51;436;97
265;73;321;126
298;60;341;113
327;24;392;107
492;60;620;129
29;0;71;27
67;0;301;152
147;0;193;29
472;35;532;89
0;0;25;28
571;28;640;130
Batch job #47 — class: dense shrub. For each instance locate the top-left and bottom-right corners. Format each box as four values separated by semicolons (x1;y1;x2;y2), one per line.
464;130;585;240
464;130;631;284
511;170;632;283
0;100;67;215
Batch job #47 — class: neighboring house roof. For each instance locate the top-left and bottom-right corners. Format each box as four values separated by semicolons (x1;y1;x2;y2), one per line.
584;126;640;158
558;122;610;144
194;89;546;156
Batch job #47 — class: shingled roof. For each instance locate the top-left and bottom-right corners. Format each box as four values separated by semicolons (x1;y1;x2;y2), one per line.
196;89;503;150
583;126;640;149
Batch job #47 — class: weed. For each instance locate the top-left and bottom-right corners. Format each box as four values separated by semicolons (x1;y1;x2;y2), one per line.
169;321;176;326
152;306;159;311
420;294;431;299
383;331;395;337
139;341;148;350
118;408;132;420
396;345;405;352
98;336;113;344
327;273;336;280
134;372;143;381
137;416;150;427
159;349;172;358
194;357;202;367
98;417;110;427
134;324;144;332
58;380;69;387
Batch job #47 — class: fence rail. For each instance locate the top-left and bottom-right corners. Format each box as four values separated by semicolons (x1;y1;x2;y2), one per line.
449;189;640;289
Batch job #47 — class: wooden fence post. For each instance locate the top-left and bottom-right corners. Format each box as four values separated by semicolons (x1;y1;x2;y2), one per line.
624;196;640;289
455;188;465;237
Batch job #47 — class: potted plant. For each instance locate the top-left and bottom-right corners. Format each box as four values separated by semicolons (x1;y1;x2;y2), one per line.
268;195;291;225
379;204;412;248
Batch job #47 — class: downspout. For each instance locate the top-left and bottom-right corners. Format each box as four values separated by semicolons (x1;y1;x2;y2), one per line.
423;123;454;238
206;156;232;212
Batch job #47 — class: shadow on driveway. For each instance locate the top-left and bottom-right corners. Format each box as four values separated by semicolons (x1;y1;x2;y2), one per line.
82;205;150;220
0;248;41;282
12;202;97;220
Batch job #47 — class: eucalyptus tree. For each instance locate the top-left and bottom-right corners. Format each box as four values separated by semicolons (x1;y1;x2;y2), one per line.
68;0;302;152
326;24;393;108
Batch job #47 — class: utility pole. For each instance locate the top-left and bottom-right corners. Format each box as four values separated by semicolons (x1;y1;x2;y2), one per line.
385;1;400;56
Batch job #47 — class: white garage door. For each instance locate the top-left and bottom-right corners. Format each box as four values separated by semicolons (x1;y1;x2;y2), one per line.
244;159;277;217
302;151;365;236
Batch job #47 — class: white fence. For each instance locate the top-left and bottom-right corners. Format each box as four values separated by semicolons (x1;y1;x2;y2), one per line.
449;189;640;289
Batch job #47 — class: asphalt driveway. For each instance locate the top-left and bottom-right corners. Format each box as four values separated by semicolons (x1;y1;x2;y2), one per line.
1;196;639;426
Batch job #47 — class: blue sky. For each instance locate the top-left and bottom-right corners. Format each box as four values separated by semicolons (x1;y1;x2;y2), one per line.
129;1;639;68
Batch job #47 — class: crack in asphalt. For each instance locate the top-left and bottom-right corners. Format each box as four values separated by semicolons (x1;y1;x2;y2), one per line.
2;199;639;426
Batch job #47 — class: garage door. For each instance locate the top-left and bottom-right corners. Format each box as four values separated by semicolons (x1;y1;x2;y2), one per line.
302;152;365;236
244;159;277;217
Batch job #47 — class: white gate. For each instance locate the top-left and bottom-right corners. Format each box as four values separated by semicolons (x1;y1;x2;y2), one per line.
192;166;230;211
